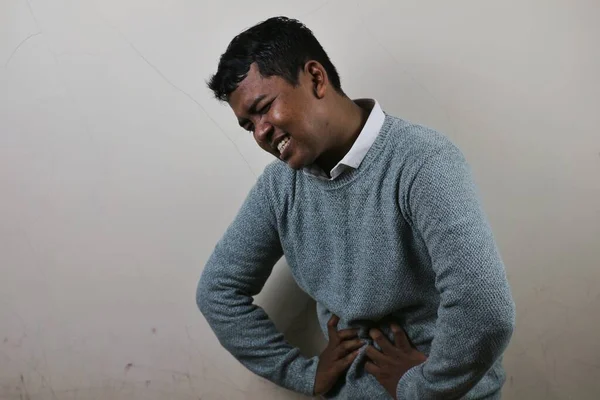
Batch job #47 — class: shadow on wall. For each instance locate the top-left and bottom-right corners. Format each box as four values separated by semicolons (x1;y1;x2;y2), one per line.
285;297;327;358
253;258;327;358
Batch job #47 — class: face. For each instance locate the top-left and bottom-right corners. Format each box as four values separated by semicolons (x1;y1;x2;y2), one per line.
228;62;329;170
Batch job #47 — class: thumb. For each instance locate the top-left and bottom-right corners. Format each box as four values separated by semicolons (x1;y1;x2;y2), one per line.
327;314;340;342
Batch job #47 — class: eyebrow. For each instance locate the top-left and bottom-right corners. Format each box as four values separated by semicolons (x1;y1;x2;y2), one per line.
237;94;267;128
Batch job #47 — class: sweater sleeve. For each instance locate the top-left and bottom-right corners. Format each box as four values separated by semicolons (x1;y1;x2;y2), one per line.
397;144;515;399
196;173;319;395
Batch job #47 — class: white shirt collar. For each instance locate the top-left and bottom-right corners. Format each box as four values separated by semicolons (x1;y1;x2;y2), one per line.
303;99;385;180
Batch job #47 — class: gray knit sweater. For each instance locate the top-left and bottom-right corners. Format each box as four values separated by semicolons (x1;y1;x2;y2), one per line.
197;115;515;399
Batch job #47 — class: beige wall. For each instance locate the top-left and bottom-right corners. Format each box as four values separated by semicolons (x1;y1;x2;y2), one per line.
1;0;599;399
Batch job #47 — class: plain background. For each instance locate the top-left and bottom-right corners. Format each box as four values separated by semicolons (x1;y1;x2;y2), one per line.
1;0;599;399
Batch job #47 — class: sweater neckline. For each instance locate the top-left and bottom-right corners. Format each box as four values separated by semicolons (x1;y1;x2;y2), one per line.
306;114;396;190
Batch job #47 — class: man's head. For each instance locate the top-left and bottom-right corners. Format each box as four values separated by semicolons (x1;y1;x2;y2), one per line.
207;17;348;170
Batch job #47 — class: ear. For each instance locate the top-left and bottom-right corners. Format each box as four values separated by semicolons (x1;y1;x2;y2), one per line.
304;60;328;99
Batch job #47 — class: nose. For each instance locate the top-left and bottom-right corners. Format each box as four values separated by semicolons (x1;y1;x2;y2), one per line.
254;119;273;145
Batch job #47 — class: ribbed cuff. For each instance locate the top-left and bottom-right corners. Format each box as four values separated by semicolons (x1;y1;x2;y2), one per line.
396;364;423;400
289;355;320;396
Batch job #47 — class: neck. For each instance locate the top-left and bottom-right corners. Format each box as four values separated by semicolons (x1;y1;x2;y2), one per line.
316;97;370;174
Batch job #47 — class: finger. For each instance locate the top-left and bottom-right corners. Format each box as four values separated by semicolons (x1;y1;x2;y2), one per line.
337;328;360;341
331;349;359;376
365;361;381;377
339;349;360;370
369;328;396;354
365;345;387;365
327;315;340;341
391;324;411;351
335;339;363;358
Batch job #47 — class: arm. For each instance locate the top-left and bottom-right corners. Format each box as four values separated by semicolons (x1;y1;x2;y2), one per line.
196;174;318;395
397;144;516;399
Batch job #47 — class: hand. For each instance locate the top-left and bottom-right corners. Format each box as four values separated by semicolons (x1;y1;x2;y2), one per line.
365;324;427;399
314;315;363;396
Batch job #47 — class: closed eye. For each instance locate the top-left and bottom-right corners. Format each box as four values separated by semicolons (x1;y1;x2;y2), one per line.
258;102;272;115
240;98;274;133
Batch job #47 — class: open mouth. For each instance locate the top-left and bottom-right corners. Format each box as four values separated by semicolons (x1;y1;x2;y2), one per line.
276;135;291;154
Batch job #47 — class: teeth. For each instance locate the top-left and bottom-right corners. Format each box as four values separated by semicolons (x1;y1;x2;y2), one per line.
277;136;290;153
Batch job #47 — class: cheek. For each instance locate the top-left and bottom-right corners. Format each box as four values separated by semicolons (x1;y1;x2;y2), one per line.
271;101;315;145
270;108;287;129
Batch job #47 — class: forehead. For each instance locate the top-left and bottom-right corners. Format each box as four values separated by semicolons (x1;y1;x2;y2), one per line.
228;63;283;116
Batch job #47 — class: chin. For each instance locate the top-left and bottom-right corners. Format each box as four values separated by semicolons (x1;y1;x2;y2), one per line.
285;160;304;170
281;150;314;171
282;155;307;170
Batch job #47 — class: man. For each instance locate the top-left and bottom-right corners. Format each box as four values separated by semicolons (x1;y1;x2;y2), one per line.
197;16;515;399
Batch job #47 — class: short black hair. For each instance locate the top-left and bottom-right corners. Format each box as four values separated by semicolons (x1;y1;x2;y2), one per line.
207;16;343;101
